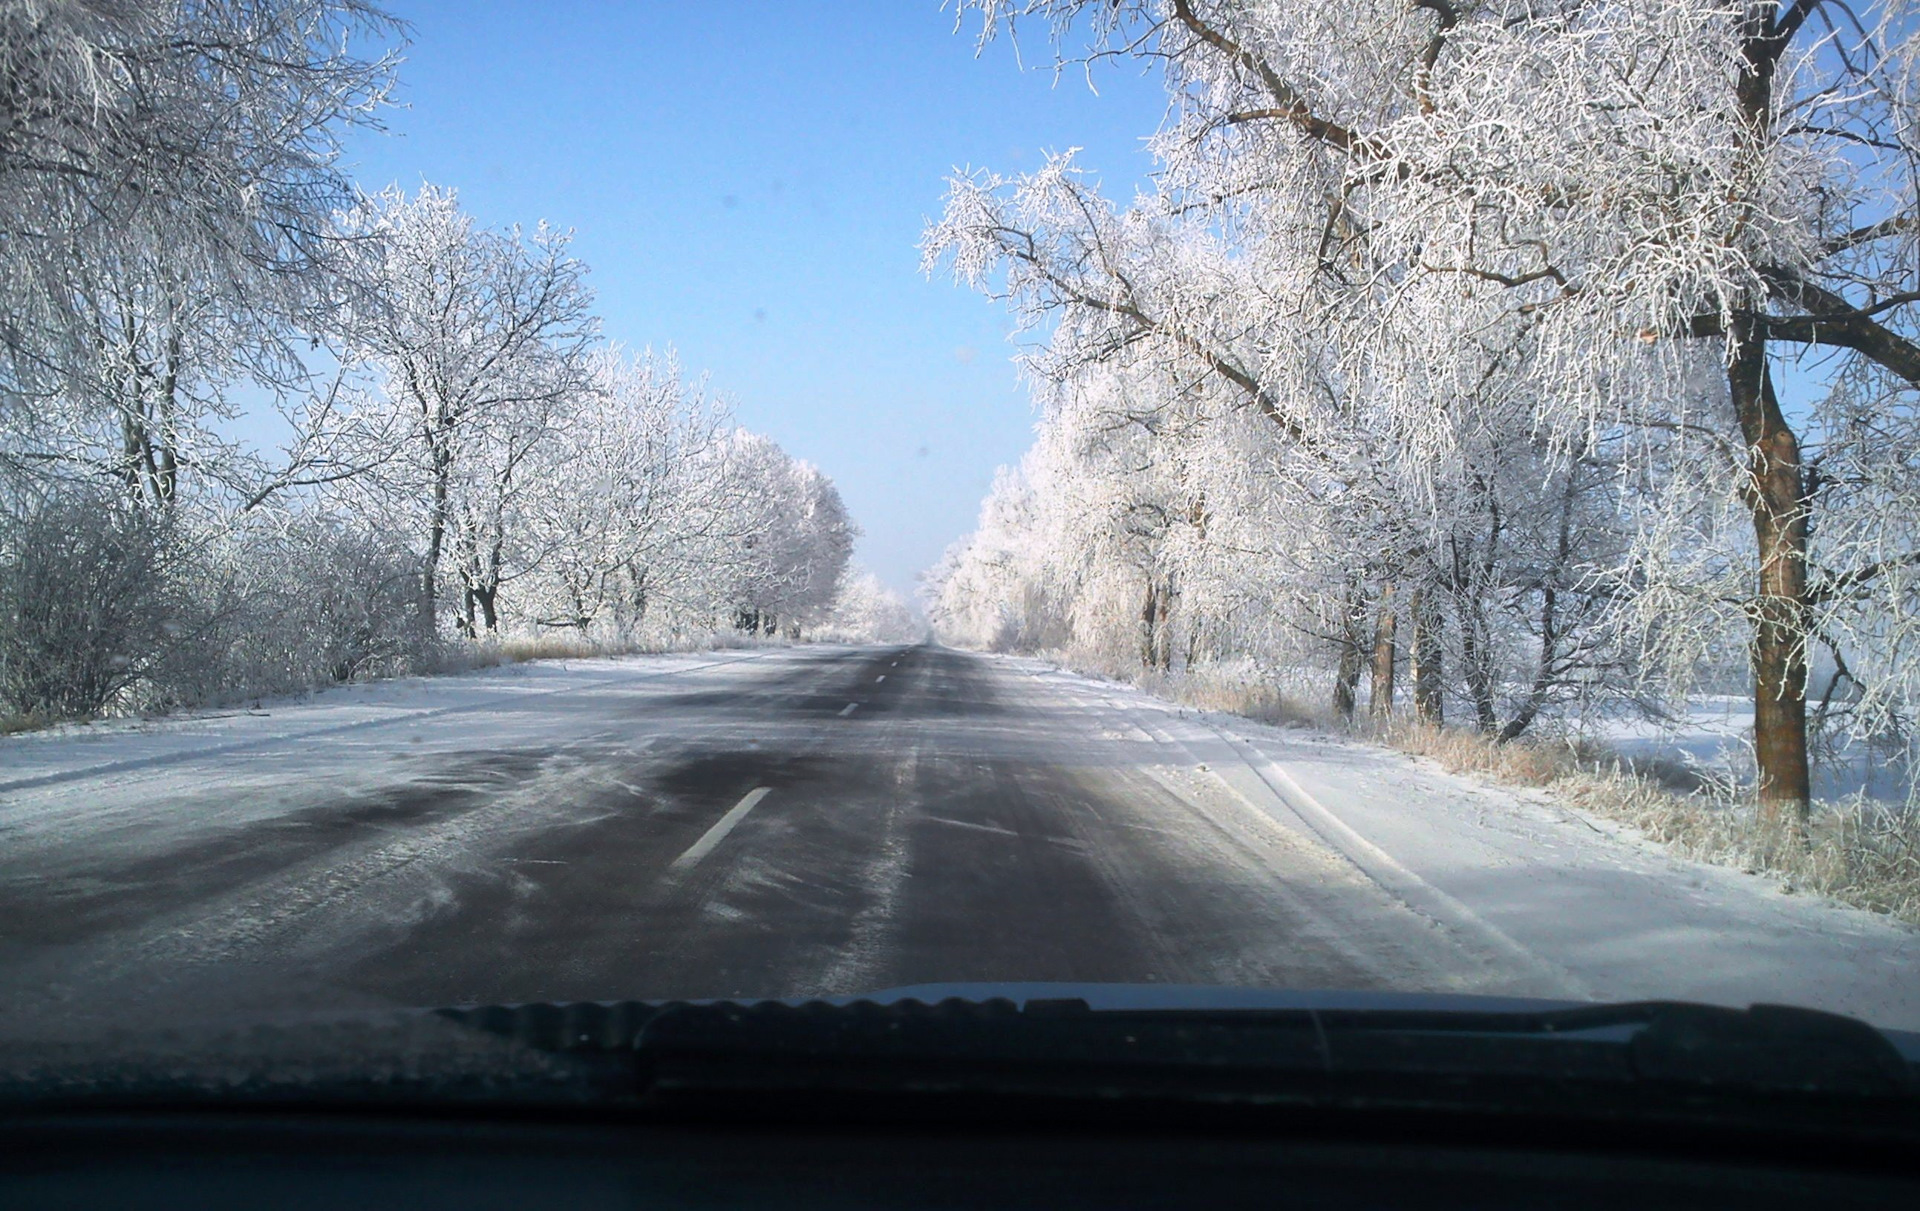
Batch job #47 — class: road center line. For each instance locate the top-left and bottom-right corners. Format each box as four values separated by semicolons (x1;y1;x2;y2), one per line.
926;815;1019;837
670;787;772;870
839;702;858;717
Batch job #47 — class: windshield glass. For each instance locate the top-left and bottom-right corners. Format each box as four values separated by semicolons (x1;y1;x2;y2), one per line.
1;0;1917;1056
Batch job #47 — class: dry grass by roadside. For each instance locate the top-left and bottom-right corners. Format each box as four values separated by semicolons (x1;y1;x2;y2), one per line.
1134;667;1327;730
1121;664;1920;928
442;629;775;672
0;711;53;736
492;634;619;663
1372;716;1920;926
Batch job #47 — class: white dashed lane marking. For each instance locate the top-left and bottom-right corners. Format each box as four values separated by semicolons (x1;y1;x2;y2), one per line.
670;787;772;870
839;703;859;717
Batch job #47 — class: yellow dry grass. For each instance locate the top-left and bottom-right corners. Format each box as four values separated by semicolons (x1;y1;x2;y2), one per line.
0;711;52;736
1378;716;1920;926
1126;666;1920;927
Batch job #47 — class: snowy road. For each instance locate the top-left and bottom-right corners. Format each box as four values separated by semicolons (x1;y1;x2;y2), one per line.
1;644;1916;1033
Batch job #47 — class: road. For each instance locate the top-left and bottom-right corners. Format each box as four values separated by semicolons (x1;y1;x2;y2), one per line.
1;644;1916;1032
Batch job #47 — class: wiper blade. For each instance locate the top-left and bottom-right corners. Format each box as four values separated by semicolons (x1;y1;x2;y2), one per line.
437;994;1915;1101
5;993;1910;1142
1628;1001;1910;1097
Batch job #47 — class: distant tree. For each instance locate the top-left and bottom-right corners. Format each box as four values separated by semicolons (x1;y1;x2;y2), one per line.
717;431;857;638
346;185;597;638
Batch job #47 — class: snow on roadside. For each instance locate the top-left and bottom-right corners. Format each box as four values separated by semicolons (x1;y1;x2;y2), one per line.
0;649;776;793
1003;656;1920;1032
0;648;807;872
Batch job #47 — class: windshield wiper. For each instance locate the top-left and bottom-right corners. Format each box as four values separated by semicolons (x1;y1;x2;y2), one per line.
7;993;1914;1157
442;995;1912;1099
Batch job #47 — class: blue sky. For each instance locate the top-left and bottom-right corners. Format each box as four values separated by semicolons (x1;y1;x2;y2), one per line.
342;2;1168;598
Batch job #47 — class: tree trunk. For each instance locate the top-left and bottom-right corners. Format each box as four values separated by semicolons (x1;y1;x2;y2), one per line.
629;565;648;621
1140;578;1159;670
1729;312;1812;835
567;579;592;632
1410;590;1443;724
1332;581;1364;719
155;330;181;506
1369;588;1397;718
1458;601;1498;733
420;443;451;641
1334;643;1363;721
474;583;500;634
458;579;478;639
1721;5;1811;836
478;539;505;634
1154;576;1174;671
1499;463;1581;743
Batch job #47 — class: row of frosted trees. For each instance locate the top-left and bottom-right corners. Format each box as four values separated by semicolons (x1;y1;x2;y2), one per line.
922;1;1920;831
0;1;873;722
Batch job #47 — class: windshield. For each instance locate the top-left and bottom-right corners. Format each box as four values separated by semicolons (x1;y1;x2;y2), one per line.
1;0;1917;1060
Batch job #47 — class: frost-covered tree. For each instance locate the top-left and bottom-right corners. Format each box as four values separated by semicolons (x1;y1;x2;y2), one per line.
817;568;923;644
0;9;883;721
932;0;1920;830
716;431;857;638
345;185;597;638
521;346;737;636
0;0;399;432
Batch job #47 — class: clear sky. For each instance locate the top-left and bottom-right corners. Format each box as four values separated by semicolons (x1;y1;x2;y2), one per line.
341;2;1168;600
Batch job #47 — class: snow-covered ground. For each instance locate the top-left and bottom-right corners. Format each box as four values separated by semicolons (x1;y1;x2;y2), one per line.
0;649;776;794
0;648;807;906
1012;660;1920;1030
2;645;1915;1035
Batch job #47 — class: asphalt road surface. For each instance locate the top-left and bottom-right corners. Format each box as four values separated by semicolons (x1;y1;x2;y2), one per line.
2;643;1916;1033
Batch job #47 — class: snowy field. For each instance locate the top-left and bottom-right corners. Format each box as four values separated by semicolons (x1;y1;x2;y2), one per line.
1587;696;1913;803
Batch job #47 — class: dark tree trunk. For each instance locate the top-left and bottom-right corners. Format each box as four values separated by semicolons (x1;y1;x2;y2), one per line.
1332;581;1364;719
1334;644;1363;721
1459;604;1498;733
473;583;499;634
474;539;506;635
1410;589;1443;724
1154;577;1174;671
154;330;181;506
1729;311;1812;834
1499;464;1581;743
1369;589;1397;719
1722;12;1813;835
1141;578;1159;670
421;443;451;641
1448;514;1500;733
567;580;592;632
